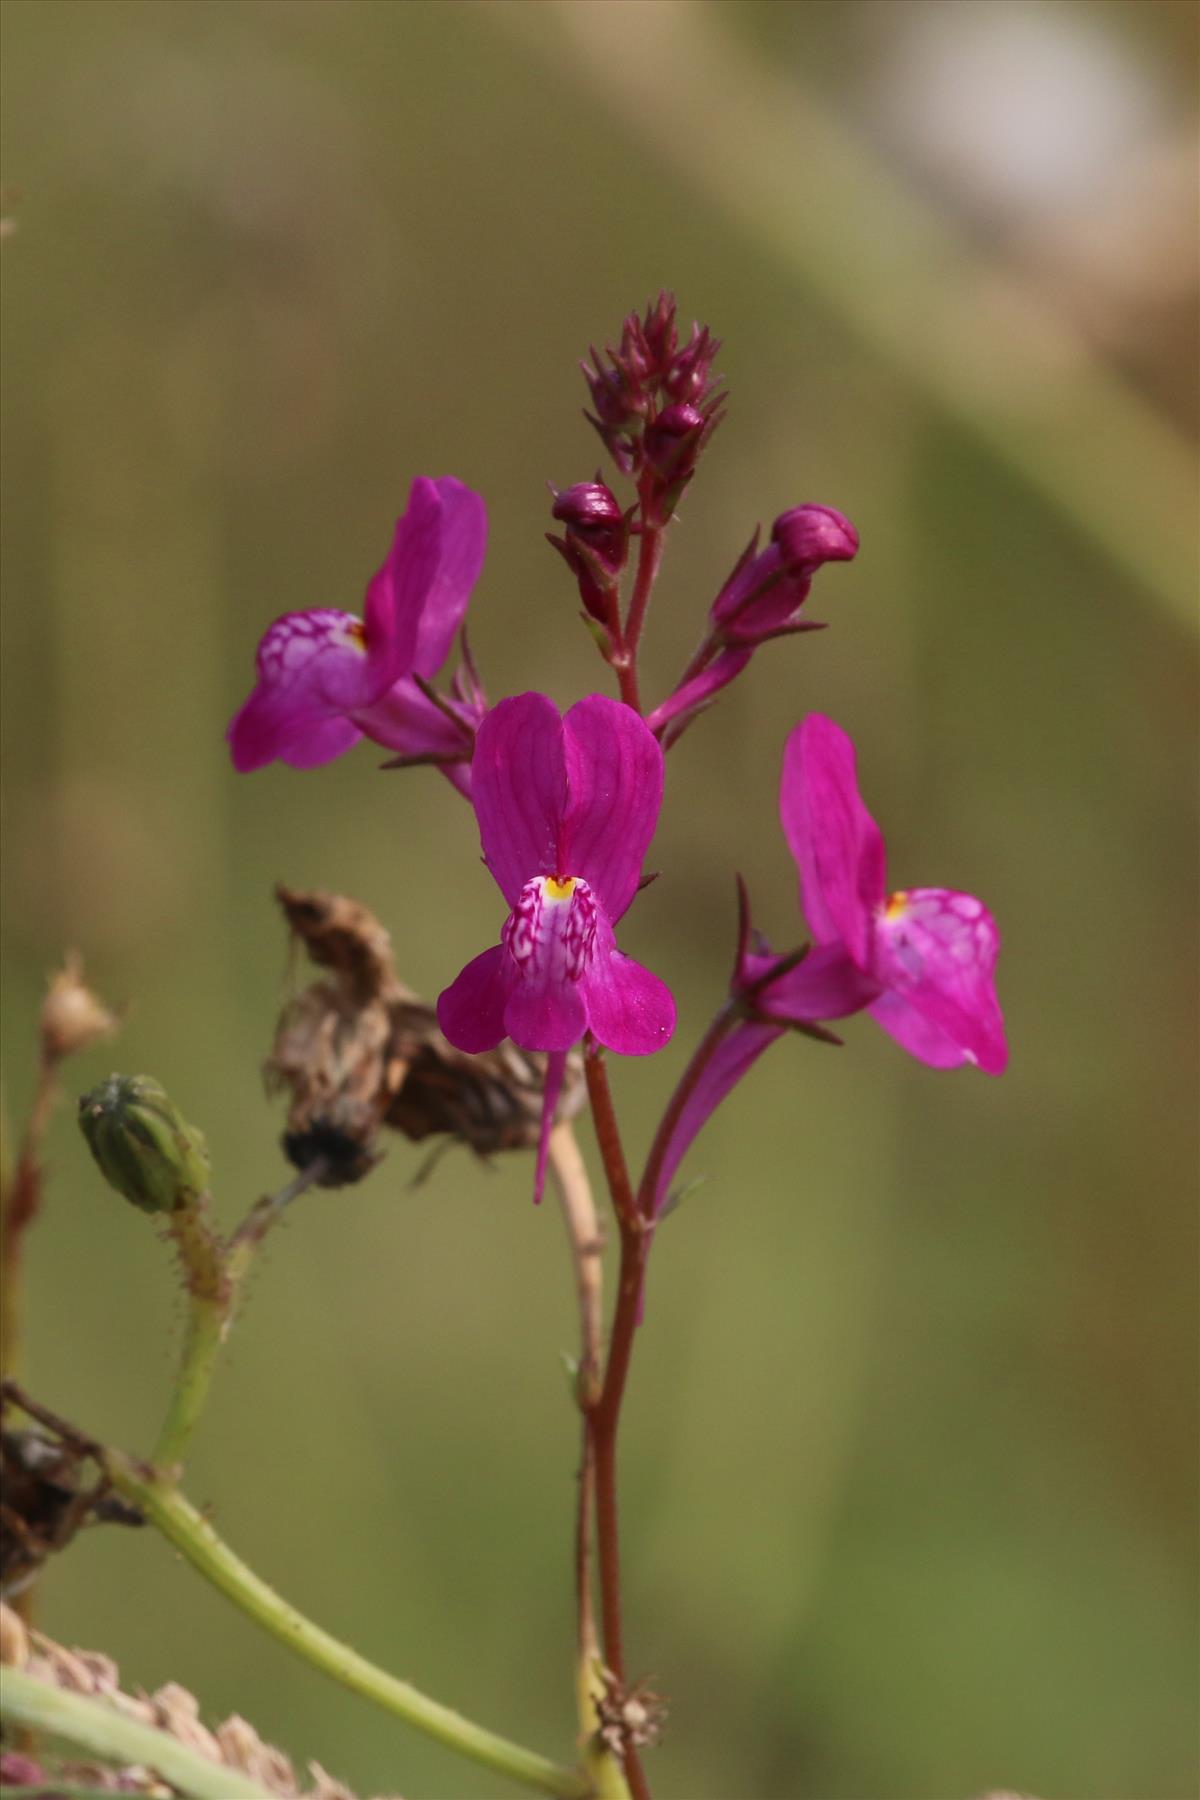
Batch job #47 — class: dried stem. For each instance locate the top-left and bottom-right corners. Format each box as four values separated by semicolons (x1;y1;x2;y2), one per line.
547;1121;605;1408
1;1053;61;1384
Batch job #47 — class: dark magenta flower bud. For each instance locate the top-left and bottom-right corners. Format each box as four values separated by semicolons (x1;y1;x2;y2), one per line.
548;481;629;623
582;354;641;431
772;504;859;573
551;480;625;552
664;323;722;405
642;402;705;483
711;504;858;645
78;1074;210;1215
639;290;679;373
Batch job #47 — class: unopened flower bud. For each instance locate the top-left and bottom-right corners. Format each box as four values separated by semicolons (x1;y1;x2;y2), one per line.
78;1075;210;1215
664;323;722;405
549;482;629;622
552;480;623;542
772;504;859;573
40;953;119;1062
642;403;705;483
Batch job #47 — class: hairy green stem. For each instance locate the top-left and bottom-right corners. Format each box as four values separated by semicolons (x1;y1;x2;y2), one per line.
151;1163;326;1472
0;1666;263;1800
105;1453;591;1799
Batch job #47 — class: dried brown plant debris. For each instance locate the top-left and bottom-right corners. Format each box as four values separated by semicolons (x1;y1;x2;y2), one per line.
0;1601;392;1798
267;884;583;1184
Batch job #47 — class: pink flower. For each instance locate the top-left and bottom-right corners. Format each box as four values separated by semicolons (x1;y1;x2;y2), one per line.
437;693;676;1059
759;714;1008;1072
649;714;1006;1214
228;476;486;774
438;691;675;1202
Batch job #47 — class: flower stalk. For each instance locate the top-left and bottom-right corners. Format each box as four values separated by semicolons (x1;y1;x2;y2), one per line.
103;1452;591;1800
151;1161;328;1474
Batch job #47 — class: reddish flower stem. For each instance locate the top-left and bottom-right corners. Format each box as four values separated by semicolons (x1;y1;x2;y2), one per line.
582;1049;652;1800
623;512;665;666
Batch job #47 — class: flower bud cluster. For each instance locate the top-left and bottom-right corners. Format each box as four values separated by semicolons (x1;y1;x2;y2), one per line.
581;291;724;508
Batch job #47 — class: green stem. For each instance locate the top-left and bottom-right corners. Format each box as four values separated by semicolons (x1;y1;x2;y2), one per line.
105;1453;591;1800
152;1163;327;1472
151;1292;227;1471
0;1666;263;1800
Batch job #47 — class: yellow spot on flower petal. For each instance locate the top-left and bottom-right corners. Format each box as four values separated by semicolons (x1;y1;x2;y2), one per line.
544;875;577;902
885;890;908;920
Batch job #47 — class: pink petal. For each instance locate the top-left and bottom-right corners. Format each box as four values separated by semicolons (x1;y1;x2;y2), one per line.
871;887;1007;1074
651;1021;783;1214
780;715;886;965
354;675;474;759
471;694;567;906
503;968;588;1051
227;610;373;771
580;916;676;1055
362;478;447;686
561;696;664;923
867;991;972;1069
436;945;513;1053
411;479;488;679
753;941;881;1022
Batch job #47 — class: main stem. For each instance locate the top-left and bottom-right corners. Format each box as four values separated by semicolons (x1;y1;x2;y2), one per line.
547;1123;634;1800
616;523;666;717
105;1454;590;1800
582;1051;652;1800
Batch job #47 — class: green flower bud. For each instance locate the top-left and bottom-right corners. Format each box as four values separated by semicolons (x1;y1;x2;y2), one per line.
78;1075;210;1215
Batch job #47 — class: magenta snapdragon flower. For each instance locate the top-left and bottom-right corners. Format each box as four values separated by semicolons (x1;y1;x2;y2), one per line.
762;713;1007;1072
437;691;676;1201
228;476;486;776
651;713;1006;1211
437;692;675;1058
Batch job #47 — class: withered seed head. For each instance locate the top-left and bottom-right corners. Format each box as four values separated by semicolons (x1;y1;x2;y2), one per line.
268;886;584;1186
41;952;119;1062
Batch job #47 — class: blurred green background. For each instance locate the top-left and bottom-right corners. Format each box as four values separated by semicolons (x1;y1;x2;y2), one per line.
2;3;1197;1796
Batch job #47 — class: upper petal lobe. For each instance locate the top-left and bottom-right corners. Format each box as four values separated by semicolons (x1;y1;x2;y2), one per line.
780;714;887;964
561;696;664;923
471;695;568;906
